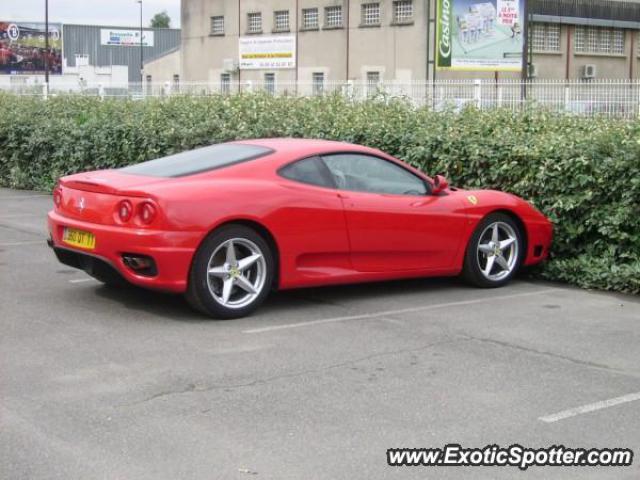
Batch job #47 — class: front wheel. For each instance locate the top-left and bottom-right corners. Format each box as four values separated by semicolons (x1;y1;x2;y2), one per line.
186;225;274;319
462;213;523;288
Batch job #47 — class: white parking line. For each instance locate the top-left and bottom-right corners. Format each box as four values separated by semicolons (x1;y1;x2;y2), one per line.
69;278;96;284
244;289;555;334
539;392;640;423
0;194;50;200
0;213;43;219
0;240;45;247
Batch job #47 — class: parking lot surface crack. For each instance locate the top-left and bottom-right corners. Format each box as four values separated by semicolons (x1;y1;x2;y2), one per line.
121;335;467;407
461;334;638;377
0;222;44;237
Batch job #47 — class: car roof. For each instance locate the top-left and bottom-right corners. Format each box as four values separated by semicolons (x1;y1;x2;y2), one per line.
230;138;380;158
223;138;431;181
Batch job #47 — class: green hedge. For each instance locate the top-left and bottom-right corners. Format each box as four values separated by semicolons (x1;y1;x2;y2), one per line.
1;93;638;294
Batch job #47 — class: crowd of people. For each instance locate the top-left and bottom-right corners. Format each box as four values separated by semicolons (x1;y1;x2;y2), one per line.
0;40;62;74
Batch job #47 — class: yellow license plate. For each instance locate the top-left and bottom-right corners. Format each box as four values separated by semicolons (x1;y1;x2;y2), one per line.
63;228;96;250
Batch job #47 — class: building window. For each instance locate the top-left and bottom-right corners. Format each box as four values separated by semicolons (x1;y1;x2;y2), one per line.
302;8;319;29
210;16;224;35
247;12;262;33
366;71;380;95
220;73;231;94
325;6;343;28
393;1;413;23
613;29;625;55
530;23;560;52
361;3;381;26
575;26;625;55
274;10;289;31
264;73;275;94
312;72;324;95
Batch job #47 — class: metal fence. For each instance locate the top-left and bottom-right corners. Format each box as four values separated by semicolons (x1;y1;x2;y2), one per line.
2;78;640;119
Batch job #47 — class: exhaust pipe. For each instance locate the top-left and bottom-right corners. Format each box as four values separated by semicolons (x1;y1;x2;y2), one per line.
122;254;157;276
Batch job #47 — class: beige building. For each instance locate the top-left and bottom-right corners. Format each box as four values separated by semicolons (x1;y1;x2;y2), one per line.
182;0;429;87
178;0;640;86
143;47;182;86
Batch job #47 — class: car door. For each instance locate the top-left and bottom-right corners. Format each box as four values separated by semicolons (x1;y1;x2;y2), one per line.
275;156;352;286
321;153;467;272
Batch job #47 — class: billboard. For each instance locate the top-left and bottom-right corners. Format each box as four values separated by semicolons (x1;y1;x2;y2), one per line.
436;0;526;71
100;29;154;47
239;35;296;70
0;21;62;75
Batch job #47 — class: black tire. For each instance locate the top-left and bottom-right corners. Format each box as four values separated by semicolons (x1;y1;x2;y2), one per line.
185;225;274;319
462;213;523;288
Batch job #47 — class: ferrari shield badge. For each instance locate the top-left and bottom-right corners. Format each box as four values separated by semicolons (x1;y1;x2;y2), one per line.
467;195;479;205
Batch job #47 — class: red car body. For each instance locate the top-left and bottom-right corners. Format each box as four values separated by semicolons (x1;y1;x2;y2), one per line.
48;138;552;293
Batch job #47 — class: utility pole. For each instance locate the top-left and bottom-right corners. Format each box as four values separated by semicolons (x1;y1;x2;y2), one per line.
137;0;143;82
521;0;530;102
44;0;49;91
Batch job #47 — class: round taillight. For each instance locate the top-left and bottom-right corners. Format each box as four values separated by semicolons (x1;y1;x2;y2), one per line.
117;200;133;222
138;202;157;225
53;188;62;208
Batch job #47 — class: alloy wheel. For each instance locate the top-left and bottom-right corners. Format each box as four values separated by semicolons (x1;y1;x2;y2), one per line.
206;238;267;309
476;221;519;282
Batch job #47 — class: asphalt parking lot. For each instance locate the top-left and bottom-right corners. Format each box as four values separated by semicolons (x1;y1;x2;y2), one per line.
1;187;639;480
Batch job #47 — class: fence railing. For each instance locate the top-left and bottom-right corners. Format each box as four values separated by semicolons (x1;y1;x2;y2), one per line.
2;78;639;118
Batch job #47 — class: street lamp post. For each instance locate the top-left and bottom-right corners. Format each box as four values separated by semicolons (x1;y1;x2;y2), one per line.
136;0;143;82
44;0;49;92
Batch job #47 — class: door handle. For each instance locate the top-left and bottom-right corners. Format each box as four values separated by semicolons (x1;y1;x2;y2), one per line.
337;193;350;199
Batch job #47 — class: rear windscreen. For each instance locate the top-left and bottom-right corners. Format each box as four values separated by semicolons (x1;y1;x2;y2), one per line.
119;144;273;177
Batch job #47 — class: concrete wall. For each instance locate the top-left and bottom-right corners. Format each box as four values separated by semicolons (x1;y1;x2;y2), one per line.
182;0;640;83
143;49;182;84
0;64;129;91
531;26;638;80
297;0;347;85
182;0;429;84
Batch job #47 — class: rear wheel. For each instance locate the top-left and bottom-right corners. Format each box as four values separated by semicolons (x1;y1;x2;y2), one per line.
186;225;274;319
462;213;523;288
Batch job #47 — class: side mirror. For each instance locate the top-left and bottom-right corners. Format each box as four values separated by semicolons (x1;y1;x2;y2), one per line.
431;175;449;195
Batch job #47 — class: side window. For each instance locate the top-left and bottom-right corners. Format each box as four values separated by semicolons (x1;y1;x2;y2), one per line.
322;154;427;196
279;156;335;188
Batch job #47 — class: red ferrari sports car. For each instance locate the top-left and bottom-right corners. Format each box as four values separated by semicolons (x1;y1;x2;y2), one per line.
48;138;552;319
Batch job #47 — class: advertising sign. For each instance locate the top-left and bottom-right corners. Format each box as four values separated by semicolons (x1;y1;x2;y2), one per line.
239;35;296;70
0;21;63;75
436;0;526;71
100;29;154;47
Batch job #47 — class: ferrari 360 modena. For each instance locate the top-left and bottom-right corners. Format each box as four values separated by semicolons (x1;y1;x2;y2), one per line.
48;138;553;319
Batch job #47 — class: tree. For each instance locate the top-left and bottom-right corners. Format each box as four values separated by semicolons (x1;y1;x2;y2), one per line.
150;11;171;28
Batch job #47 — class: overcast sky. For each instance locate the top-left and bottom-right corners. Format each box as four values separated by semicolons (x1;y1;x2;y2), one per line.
1;0;181;28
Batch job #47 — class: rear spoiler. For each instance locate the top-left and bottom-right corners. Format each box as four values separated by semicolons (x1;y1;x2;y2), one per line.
60;179;149;198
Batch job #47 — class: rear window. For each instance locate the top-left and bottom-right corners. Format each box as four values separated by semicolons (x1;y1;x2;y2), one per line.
279;156;336;188
119;144;273;177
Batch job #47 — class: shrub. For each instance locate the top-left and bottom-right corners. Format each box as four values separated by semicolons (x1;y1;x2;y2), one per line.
0;93;638;294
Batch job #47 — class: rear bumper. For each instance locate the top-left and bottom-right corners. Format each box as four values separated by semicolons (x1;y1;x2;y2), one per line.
50;243;128;286
48;210;202;293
